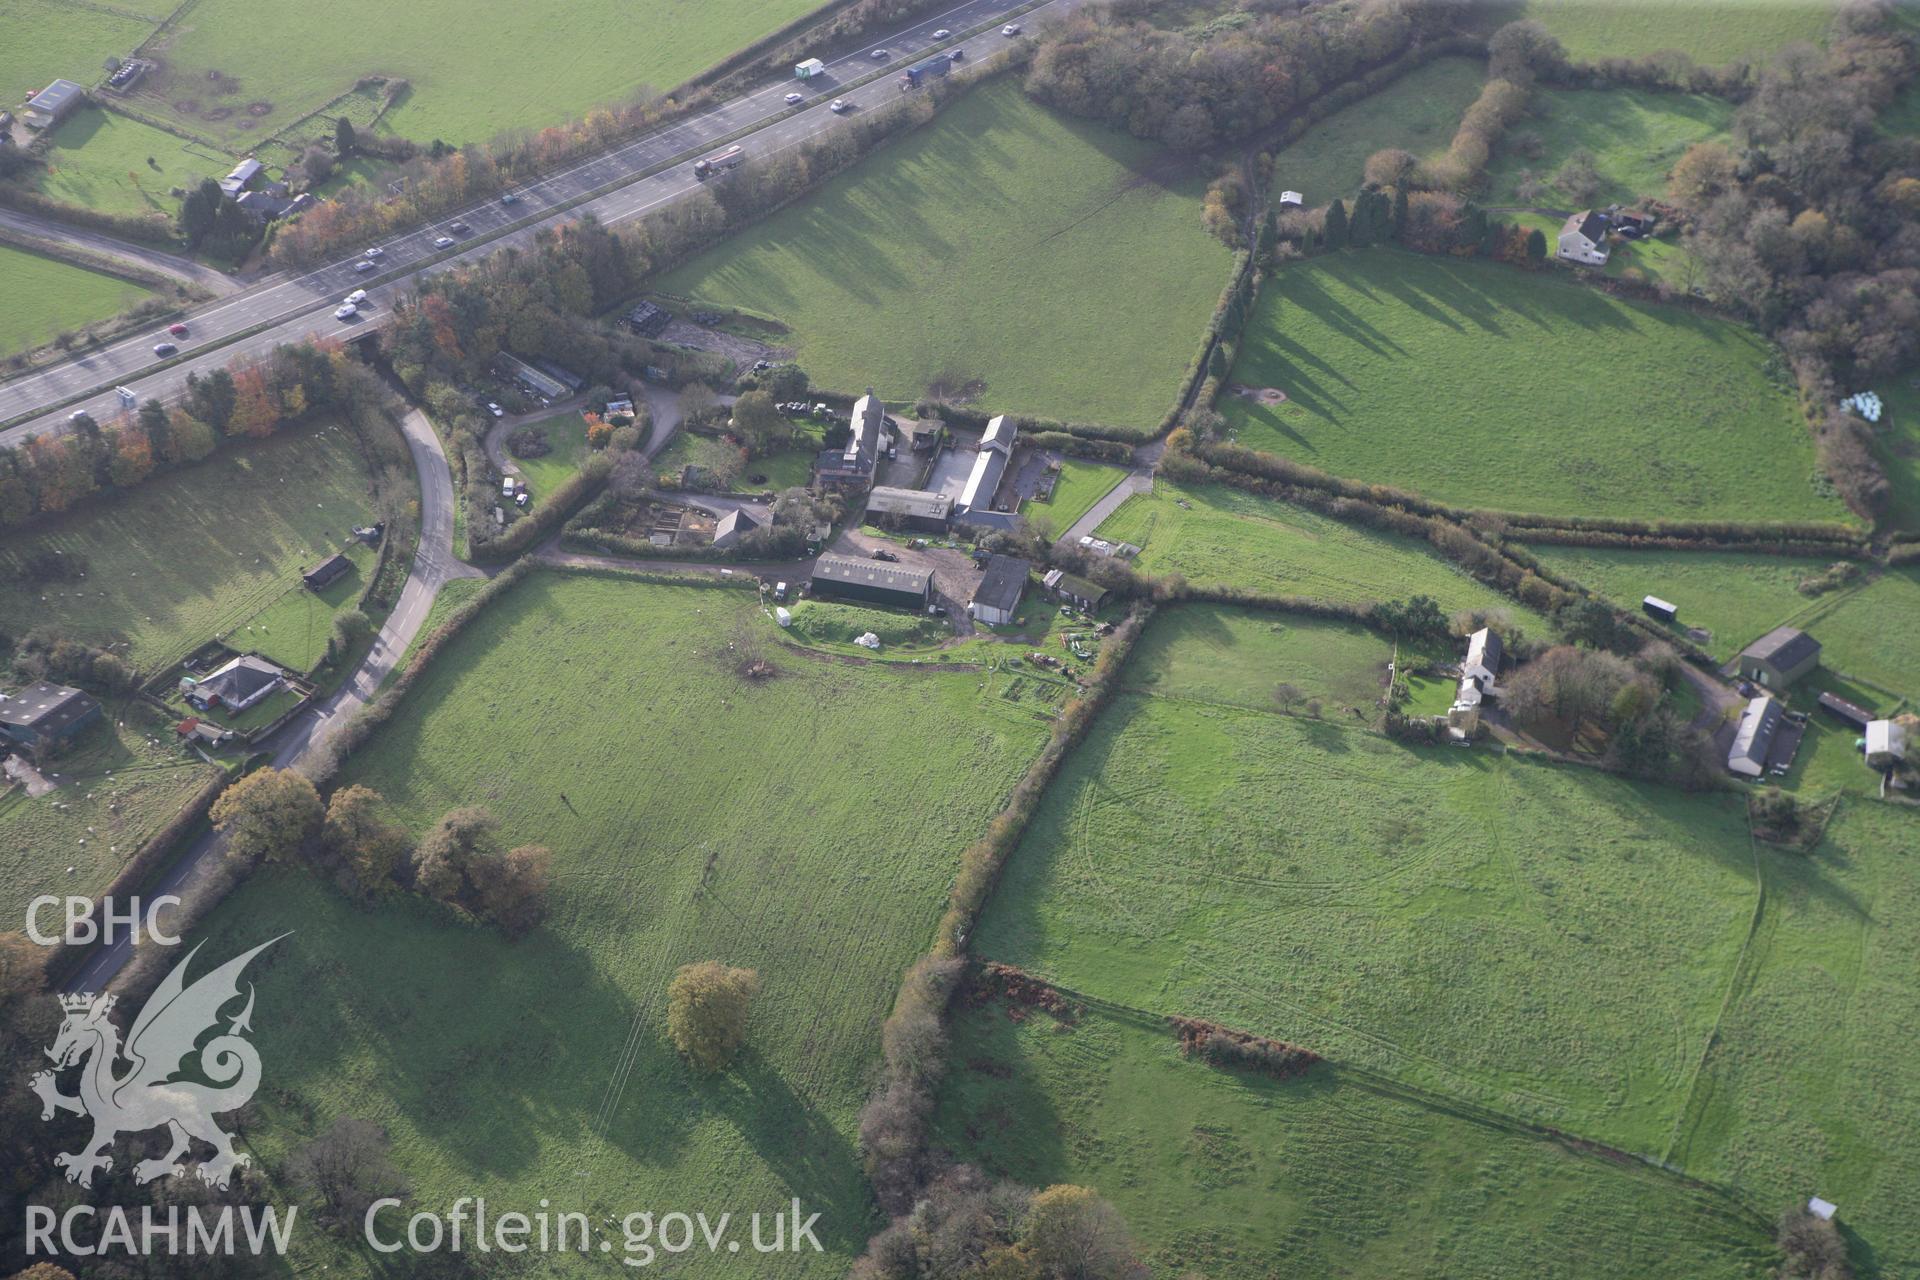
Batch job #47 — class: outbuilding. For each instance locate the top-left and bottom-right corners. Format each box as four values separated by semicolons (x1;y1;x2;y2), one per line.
956;415;1016;516
22;79;86;130
1817;690;1873;730
810;553;932;609
1865;720;1906;769
970;555;1030;626
1042;568;1107;613
0;681;102;760
712;507;763;550
865;486;952;533
1642;595;1678;623
1739;625;1821;690
1728;696;1784;778
303;552;352;591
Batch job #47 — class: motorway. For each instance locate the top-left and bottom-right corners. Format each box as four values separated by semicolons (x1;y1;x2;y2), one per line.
2;0;1052;447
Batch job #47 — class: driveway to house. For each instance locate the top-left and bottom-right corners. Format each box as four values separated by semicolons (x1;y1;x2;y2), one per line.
484;395;588;477
1057;468;1151;548
0;207;246;297
63;404;478;994
1678;660;1745;757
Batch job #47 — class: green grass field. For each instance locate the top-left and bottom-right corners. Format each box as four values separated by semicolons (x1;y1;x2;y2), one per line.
1789;567;1920;699
1493;0;1832;62
1268;57;1488;203
505;411;592;495
1483;86;1733;208
0;242;155;354
1122;603;1389;719
934;1001;1773;1280
0;420;376;671
1021;460;1125;536
2;2;158;127
236;541;374;672
1096;480;1551;632
196;572;1052;1276
1864;371;1920;532
127;0;821;146
660;81;1232;430
33;106;230;221
973;687;1762;1153
1224;250;1838;521
1666;801;1920;1276
0;698;219;927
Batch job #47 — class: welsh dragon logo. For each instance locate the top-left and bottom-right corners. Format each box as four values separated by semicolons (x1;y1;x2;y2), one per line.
30;936;284;1190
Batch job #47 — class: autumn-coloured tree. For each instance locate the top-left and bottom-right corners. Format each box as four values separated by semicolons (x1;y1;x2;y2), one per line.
666;962;760;1072
212;768;324;867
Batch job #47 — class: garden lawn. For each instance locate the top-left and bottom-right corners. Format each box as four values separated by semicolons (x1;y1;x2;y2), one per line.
934;1001;1773;1280
236;541;374;672
1666;801;1920;1276
0;242;155;355
1122;603;1389;719
1022;460;1125;536
1225;250;1838;521
0;698;219;927
660;81;1231;430
1483;86;1733;208
196;572;1053;1277
1499;0;1831;63
0;420;376;671
127;0;822;146
506;411;593;495
1511;209;1700;289
33;106;229;221
971;681;1764;1154
1096;480;1551;632
1;2;158;130
1268;57;1487;202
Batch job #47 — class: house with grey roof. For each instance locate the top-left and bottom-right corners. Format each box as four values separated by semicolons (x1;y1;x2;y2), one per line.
1739;626;1820;690
1557;210;1610;266
185;655;286;715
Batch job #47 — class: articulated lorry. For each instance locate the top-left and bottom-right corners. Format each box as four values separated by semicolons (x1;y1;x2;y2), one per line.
899;57;951;89
692;144;744;178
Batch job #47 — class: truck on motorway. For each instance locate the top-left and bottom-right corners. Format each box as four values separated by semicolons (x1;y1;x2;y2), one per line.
899;58;951;89
794;57;825;78
693;145;744;179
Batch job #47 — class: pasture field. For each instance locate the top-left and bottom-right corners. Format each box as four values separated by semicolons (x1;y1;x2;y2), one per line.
130;0;821;147
1224;250;1837;521
0;242;155;354
1491;0;1831;63
1789;567;1920;698
2;2;158;126
0;420;376;671
1094;480;1551;631
1865;371;1920;531
1121;603;1389;718
972;685;1764;1153
659;81;1231;430
198;572;1052;1276
933;1001;1773;1280
1666;801;1920;1275
0;698;219;927
236;541;374;672
1022;460;1126;535
33;107;228;220
1267;57;1487;202
1482;86;1733;208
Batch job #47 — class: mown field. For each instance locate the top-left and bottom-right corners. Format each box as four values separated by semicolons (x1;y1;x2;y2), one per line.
933;1001;1774;1280
1096;480;1551;632
1022;459;1125;535
972;686;1762;1154
199;572;1054;1277
0;421;376;671
1267;56;1487;203
0;698;219;926
660;80;1232;430
1224;250;1838;521
1482;86;1733;209
1492;0;1831;62
130;0;822;146
1122;603;1390;718
1667;802;1920;1277
0;242;155;354
33;107;230;220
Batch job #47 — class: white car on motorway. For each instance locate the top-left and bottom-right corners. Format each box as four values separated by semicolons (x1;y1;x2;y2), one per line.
933;28;951;38
344;289;368;306
785;91;804;104
1002;22;1022;35
354;260;377;273
830;98;850;113
335;304;358;320
434;235;455;248
870;48;888;59
364;246;384;258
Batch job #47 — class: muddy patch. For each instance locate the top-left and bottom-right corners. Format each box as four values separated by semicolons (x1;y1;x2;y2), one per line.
924;371;986;404
245;100;273;116
1229;383;1288;406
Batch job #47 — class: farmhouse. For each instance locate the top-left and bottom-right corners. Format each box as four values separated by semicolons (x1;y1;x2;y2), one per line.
1728;695;1784;778
219;157;265;198
185;654;286;714
1557;210;1610;266
970;555;1030;626
1447;627;1504;734
0;682;102;760
1739;626;1821;690
712;507;763;550
956;415;1016;517
22;80;86;130
303;552;352;591
815;389;886;493
1042;568;1108;613
810;553;932;609
865;486;952;533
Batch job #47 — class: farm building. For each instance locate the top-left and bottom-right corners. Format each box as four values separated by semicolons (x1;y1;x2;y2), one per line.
865;486;952;533
1817;690;1874;730
1643;596;1677;623
956;415;1016;516
185;654;286;714
1557;210;1610;266
816;389;886;493
712;507;763;550
498;353;572;401
970;555;1031;626
0;681;101;760
219;157;265;198
1865;720;1906;769
1739;626;1821;689
22;80;86;130
626;301;673;337
1042;568;1108;613
810;553;932;609
303;553;352;591
1279;190;1304;208
1728;696;1785;778
894;420;942;453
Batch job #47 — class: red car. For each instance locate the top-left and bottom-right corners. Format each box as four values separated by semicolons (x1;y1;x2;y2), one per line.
168;323;189;337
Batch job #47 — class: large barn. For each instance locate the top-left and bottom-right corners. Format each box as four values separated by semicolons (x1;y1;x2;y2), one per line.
810;553;933;609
